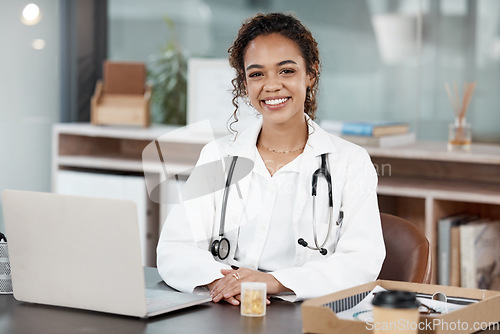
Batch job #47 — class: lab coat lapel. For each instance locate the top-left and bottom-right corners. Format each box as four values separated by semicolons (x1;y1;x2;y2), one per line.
222;118;262;261
224;116;262;207
292;153;315;231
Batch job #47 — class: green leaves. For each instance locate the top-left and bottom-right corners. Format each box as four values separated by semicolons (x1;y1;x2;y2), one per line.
147;17;187;125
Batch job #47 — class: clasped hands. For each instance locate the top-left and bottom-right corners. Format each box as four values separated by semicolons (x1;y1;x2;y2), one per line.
208;267;289;306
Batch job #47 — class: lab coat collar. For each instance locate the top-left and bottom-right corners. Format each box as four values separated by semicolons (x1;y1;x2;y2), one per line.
224;117;262;160
304;118;338;158
224;115;338;160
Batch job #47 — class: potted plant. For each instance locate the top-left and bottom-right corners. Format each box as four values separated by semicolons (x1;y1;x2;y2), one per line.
147;16;187;125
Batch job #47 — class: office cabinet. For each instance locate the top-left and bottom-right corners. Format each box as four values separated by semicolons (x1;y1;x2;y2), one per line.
52;123;208;266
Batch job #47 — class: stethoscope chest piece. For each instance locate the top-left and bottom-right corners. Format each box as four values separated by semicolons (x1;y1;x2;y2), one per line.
211;237;230;260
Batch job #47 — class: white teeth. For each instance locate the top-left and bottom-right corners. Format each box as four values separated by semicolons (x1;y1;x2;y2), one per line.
264;98;288;105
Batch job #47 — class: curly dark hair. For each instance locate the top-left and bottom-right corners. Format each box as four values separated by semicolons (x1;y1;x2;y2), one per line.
228;12;321;128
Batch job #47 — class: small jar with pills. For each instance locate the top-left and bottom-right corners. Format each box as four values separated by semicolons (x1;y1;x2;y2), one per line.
240;282;266;317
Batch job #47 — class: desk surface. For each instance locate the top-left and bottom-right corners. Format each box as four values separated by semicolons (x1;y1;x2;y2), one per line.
0;268;303;334
2;269;499;334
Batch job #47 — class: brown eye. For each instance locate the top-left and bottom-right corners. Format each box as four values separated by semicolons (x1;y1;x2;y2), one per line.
248;72;263;78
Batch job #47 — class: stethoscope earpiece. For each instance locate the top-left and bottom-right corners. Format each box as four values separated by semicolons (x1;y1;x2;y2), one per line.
297;238;308;247
297;238;329;255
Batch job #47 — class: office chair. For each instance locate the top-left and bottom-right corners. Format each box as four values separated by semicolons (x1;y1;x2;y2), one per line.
377;213;432;283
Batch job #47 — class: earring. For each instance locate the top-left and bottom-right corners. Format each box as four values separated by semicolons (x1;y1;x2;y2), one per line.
244;96;255;109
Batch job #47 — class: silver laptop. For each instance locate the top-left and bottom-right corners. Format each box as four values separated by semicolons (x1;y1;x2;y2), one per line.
2;189;211;318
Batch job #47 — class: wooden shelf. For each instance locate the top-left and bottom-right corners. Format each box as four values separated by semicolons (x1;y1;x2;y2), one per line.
53;123;216;144
57;156;193;176
378;177;500;205
366;141;500;165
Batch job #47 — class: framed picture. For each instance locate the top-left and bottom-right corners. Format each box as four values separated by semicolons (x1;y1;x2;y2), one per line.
187;58;257;137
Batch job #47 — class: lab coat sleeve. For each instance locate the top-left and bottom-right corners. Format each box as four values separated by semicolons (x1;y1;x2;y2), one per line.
270;148;385;301
156;142;231;293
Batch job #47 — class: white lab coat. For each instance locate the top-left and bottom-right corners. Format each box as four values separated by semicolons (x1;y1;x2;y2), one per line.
156;117;385;301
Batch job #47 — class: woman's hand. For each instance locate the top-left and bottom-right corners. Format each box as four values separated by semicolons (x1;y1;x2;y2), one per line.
209;268;291;305
206;278;241;306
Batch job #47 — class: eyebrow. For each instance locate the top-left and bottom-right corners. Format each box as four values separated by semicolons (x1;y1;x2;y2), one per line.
246;59;298;71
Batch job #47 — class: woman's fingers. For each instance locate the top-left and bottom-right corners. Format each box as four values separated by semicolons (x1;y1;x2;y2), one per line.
210;270;239;302
223;295;240;305
211;278;240;302
220;268;234;276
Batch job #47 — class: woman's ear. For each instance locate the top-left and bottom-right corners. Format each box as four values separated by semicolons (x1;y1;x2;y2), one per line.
241;81;247;98
308;62;319;85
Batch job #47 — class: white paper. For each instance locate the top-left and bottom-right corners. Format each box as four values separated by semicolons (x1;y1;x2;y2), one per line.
334;286;469;322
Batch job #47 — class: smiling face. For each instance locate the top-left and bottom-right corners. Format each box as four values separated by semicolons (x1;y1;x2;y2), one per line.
244;33;315;127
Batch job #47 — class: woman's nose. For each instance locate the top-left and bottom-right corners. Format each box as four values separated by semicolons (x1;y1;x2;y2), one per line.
263;75;282;92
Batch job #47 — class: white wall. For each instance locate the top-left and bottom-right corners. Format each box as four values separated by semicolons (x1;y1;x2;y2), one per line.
0;0;61;233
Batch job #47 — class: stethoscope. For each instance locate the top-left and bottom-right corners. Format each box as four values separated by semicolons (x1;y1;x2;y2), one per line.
297;153;343;255
210;156;239;260
210;154;344;260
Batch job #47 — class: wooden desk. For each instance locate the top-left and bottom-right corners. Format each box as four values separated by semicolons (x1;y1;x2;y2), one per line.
1;268;499;334
0;268;302;334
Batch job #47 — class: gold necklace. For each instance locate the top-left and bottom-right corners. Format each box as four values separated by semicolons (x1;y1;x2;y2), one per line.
257;140;305;154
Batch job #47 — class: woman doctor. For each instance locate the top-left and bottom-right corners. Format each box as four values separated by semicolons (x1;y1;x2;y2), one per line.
156;12;385;305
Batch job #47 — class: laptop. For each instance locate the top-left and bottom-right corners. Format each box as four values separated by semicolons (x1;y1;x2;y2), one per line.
2;189;211;318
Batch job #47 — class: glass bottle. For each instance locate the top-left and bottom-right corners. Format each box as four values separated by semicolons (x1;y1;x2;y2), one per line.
448;117;471;151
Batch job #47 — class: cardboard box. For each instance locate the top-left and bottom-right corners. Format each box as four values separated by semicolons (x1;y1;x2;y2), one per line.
302;280;500;334
91;61;151;127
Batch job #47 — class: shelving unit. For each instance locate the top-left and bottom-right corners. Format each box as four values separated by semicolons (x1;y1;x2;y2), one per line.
52;123;209;266
52;124;500;282
52;123;213;181
367;142;500;283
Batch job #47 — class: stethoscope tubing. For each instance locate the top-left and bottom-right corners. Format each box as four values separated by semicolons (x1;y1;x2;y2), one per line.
311;196;333;251
218;156;238;238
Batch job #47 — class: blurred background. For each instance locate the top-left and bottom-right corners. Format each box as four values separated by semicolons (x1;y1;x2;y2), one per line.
1;0;500;232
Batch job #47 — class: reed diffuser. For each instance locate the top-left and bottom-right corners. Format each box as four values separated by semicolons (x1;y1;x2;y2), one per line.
444;81;476;151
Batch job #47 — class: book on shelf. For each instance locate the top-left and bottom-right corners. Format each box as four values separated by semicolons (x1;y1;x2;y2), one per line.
320;120;409;137
460;219;500;290
340;132;416;148
437;214;471;286
449;223;461;287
